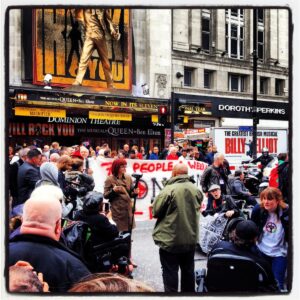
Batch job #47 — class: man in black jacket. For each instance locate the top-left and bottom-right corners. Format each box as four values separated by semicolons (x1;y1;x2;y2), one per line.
200;153;229;195
9;186;90;292
9;147;30;207
251;147;273;171
15;149;42;207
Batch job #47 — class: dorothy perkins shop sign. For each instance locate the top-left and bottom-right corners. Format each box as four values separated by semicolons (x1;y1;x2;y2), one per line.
218;104;286;116
212;98;289;120
174;94;289;121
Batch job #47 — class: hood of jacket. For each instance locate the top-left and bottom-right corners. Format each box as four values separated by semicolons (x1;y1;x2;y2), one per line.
39;162;59;185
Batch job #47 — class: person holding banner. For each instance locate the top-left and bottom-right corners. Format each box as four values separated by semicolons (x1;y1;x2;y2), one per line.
103;159;139;232
104;159;139;268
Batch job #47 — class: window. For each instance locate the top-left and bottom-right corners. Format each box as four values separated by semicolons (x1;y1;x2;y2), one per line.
204;70;214;89
257;9;264;24
226;9;244;18
202;17;210;52
184;67;194;87
275;79;285;96
260;77;269;94
257;30;264;60
229;73;246;92
226;9;244;59
256;9;265;61
231;9;238;17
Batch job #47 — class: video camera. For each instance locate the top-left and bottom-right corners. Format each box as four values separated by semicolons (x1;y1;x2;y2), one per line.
132;173;143;189
65;173;95;200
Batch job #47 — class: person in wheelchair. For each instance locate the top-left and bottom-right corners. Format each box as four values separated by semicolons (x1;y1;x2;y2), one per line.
202;184;241;219
74;191;119;245
204;220;279;292
229;170;257;207
73;191;130;273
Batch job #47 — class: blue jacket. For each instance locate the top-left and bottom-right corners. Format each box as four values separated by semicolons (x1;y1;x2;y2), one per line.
149;153;159;160
251;204;289;242
9;234;90;292
231;178;250;197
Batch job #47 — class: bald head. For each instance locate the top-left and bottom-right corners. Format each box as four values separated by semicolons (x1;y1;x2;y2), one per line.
21;186;63;241
57;154;72;171
172;163;188;177
50;152;60;163
80;146;89;158
213;152;224;166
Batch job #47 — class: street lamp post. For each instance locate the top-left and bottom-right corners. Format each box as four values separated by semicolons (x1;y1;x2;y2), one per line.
252;8;259;159
171;91;175;144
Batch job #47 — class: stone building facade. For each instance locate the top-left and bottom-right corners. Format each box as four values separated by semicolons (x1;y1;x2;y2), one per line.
8;7;290;138
132;8;289;128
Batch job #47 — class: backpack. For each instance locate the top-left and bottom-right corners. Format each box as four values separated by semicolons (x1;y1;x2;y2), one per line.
61;220;91;258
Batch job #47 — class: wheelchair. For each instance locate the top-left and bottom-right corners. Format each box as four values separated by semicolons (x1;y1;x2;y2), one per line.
61;220;131;275
196;253;277;293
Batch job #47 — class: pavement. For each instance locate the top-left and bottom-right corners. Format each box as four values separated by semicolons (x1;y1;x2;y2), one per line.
131;219;207;292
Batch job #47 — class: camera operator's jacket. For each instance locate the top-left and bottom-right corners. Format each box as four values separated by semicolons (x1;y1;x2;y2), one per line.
152;175;203;253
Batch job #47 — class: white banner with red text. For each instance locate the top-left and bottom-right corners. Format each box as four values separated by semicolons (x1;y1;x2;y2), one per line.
90;158;208;220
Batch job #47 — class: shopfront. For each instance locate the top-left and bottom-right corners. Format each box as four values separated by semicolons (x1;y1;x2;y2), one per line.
174;93;289;125
9;89;166;151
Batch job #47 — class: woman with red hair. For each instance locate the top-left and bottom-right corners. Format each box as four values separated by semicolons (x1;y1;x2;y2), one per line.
251;187;289;291
104;159;138;232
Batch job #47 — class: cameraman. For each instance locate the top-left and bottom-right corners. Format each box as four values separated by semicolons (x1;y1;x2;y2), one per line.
74;191;130;273
74;192;118;245
64;158;95;218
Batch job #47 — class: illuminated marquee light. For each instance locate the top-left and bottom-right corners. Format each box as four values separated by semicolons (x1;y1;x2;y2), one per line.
14;107;66;118
89;111;132;121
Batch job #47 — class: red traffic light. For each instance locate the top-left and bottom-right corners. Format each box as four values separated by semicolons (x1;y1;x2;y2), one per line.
158;105;168;115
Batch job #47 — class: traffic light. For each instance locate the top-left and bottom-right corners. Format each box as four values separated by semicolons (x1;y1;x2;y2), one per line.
158;105;168;115
158;105;168;124
174;98;184;124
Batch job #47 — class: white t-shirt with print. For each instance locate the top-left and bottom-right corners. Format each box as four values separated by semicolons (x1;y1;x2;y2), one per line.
257;212;287;257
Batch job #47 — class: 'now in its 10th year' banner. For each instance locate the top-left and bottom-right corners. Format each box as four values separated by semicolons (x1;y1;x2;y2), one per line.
91;158;208;220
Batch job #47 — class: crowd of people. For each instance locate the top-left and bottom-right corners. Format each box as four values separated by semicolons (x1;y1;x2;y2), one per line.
7;141;290;293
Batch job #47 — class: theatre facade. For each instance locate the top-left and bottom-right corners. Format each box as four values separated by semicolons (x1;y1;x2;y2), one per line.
7;7;290;150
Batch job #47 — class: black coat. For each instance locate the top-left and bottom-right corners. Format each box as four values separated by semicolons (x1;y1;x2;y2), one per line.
252;154;273;168
278;162;289;201
200;165;229;194
74;210;119;245
9;234;90;292
16;162;41;206
9;158;24;199
203;195;240;218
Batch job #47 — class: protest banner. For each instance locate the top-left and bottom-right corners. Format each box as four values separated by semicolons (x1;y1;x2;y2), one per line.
91;158;208;220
